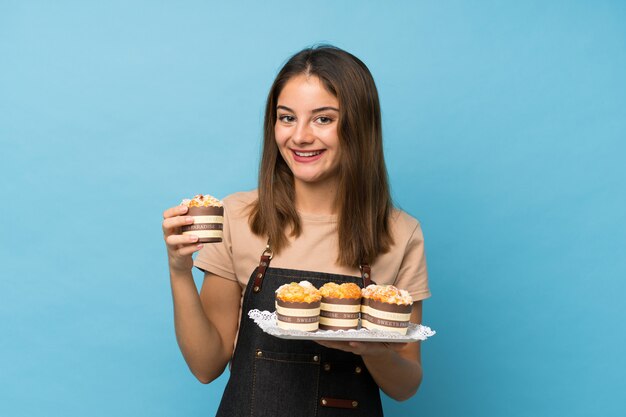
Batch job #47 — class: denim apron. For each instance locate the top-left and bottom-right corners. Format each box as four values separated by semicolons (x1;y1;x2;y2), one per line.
215;248;384;417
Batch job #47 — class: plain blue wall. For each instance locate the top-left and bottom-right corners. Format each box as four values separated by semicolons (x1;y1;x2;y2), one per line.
1;1;625;416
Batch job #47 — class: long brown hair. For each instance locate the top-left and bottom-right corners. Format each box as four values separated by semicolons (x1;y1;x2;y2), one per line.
250;45;393;268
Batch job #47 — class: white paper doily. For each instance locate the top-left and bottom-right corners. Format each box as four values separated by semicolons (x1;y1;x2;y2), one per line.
248;309;436;343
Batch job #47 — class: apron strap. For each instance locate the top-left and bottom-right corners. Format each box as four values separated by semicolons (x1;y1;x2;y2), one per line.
359;263;373;287
252;245;273;293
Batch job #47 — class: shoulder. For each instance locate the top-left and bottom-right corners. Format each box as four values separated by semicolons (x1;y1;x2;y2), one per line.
389;207;424;247
389;207;424;252
223;190;258;219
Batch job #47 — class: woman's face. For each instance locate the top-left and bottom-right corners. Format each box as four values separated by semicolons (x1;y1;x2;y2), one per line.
275;74;341;187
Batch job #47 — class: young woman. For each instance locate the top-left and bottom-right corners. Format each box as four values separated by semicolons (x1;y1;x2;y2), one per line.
162;45;430;417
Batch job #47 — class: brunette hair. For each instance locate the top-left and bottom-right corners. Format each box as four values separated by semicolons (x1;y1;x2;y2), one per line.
250;45;393;268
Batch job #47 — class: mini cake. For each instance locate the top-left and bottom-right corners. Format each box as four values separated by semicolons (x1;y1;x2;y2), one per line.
318;282;362;331
361;285;413;335
275;281;322;332
180;194;224;243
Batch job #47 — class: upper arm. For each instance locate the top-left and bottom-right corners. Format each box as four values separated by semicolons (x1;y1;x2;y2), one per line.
393;222;430;302
199;272;242;362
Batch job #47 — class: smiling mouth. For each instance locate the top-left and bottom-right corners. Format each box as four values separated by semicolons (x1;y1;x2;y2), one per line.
291;149;326;163
293;150;324;157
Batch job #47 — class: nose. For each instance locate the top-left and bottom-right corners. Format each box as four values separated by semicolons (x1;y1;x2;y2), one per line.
292;121;314;146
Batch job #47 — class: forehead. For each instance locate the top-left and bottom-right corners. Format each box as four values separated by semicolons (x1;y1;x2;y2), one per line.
277;74;338;108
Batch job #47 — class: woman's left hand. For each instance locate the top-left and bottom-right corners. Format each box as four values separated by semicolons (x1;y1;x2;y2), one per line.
315;340;408;357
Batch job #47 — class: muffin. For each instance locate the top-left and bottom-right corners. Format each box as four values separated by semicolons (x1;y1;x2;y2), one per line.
275;281;322;332
180;194;224;243
318;282;361;331
360;285;413;334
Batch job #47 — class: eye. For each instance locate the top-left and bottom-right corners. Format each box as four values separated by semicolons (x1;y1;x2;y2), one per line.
315;116;334;125
278;114;296;123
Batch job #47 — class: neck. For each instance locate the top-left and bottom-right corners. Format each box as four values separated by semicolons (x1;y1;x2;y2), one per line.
294;178;339;216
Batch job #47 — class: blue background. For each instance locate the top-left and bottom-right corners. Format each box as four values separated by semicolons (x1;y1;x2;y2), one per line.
1;1;625;416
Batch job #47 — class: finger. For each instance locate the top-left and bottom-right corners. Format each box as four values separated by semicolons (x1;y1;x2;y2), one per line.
348;342;390;356
163;205;188;220
317;340;346;348
347;342;366;354
166;234;199;246
315;340;338;348
317;341;357;354
316;341;349;349
162;215;194;233
387;342;409;352
176;244;203;257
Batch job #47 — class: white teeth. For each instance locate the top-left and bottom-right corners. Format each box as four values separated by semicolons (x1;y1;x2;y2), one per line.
294;150;322;157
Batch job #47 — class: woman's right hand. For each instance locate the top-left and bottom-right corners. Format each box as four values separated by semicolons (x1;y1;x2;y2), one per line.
162;205;203;273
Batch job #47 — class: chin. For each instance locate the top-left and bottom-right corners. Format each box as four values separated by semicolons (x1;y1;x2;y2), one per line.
290;169;320;182
294;176;321;184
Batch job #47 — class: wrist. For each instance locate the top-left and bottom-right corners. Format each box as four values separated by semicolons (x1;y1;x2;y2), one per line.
169;263;194;279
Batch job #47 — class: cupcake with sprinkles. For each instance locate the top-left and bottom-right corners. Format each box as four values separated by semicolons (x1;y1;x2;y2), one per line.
275;281;322;332
318;282;362;330
360;285;413;334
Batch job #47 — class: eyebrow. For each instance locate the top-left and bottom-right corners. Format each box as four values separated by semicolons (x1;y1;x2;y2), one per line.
276;105;339;114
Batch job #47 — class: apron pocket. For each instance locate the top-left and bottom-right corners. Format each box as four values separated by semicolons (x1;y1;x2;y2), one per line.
251;349;321;417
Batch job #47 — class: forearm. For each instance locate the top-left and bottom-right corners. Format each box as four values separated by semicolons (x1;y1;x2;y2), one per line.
170;268;229;383
316;303;425;400
362;348;423;401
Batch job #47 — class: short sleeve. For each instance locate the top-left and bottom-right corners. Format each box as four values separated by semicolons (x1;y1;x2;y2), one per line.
393;222;431;302
193;200;237;282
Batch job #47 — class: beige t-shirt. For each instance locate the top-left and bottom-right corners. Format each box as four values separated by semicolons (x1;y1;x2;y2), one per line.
194;190;431;302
